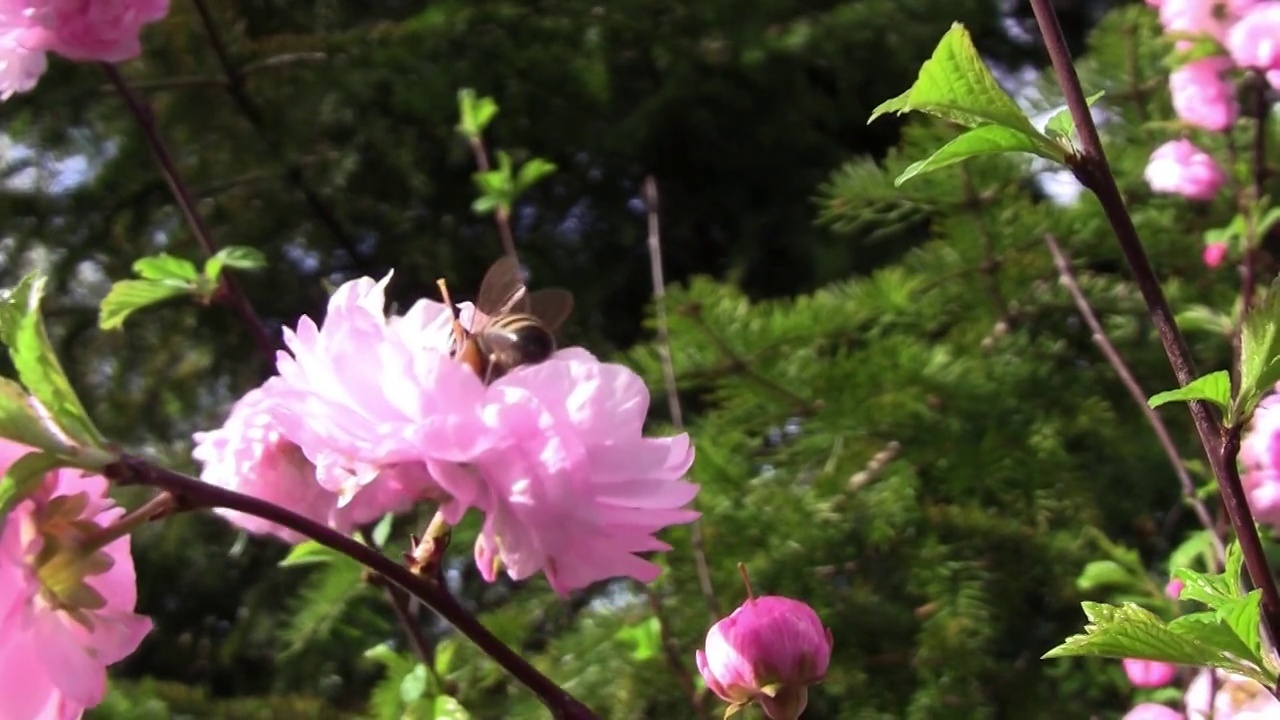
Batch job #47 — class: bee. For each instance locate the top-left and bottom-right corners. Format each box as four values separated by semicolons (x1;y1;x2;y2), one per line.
436;256;574;384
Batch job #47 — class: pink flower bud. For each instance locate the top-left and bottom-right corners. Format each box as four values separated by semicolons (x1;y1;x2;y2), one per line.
1124;703;1185;720
1160;0;1259;43
1169;57;1239;131
1123;658;1179;688
1227;4;1280;72
1203;242;1229;268
696;596;833;720
1144;139;1226;200
1166;577;1185;599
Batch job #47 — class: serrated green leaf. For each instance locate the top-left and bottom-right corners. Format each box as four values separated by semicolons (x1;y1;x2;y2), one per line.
1043;602;1273;685
1169;529;1218;575
133;253;200;282
1237;280;1280;422
895;125;1058;186
363;642;400;665
1219;590;1265;660
470;195;501;215
1043;91;1106;144
456;88;499;139
514;158;557;193
1076;560;1139;592
279;540;341;567
433;696;470;720
869;23;1037;135
434;639;457;675
1148;370;1230;414
1167;611;1264;668
1173;566;1237;609
205;245;267;282
0;275;104;448
0;451;61;527
0;377;73;453
98;279;193;331
400;664;429;703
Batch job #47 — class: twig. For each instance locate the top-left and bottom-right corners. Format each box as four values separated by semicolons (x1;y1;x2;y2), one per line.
466;136;519;261
643;177;719;624
358;528;436;669
104;454;599;720
1029;0;1280;667
640;585;703;710
190;0;367;270
102;64;277;365
1044;234;1226;564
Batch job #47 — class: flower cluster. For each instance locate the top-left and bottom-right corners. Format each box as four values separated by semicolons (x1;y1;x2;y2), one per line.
1142;0;1280;268
0;0;169;100
193;274;700;595
0;438;152;719
1240;393;1280;530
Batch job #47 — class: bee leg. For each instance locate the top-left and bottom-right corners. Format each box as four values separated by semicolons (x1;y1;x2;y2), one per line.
483;351;501;385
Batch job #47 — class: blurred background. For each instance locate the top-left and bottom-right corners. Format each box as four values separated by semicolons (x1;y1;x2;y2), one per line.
0;0;1247;717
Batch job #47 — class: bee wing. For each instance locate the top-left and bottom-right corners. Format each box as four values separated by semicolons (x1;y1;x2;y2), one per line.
475;256;530;318
526;288;574;332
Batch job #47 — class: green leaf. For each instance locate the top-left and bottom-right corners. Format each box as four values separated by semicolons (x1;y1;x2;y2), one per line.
1076;560;1138;592
471;195;501;215
1236;280;1280;422
434;639;457;675
204;245;267;282
1147;370;1230;414
0;451;61;527
1167;611;1264;669
1257;206;1280;239
98;279;193;331
894;125;1059;186
0;377;74;452
869;23;1038;135
432;696;471;720
1043;91;1106;145
0;275;104;448
615;616;663;661
1043;602;1273;685
1173;566;1237;610
132;253;199;282
399;664;429;703
514;158;557;193
279;540;341;567
1169;529;1218;575
456;88;499;139
1219;591;1265;660
371;512;394;548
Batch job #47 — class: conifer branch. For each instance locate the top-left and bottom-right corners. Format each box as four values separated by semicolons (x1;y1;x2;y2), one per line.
1029;0;1280;669
1045;234;1225;564
105;454;600;720
102;63;277;367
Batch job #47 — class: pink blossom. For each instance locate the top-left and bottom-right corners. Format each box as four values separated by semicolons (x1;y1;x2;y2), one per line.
0;26;46;100
1170;57;1239;131
1241;394;1280;529
192;385;422;543
1144;139;1227;200
697;596;833;720
1160;0;1259;42
1184;669;1280;719
1166;577;1185;599
17;0;169;62
1123;658;1179;687
1124;704;1184;720
1203;241;1229;267
1227;3;1280;72
0;439;152;719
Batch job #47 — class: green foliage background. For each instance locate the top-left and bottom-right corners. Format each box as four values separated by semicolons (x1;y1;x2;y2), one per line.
0;0;1251;718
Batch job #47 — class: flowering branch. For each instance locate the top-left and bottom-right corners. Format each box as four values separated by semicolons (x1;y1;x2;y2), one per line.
1044;234;1226;565
103;453;600;720
1027;0;1280;659
101;63;277;364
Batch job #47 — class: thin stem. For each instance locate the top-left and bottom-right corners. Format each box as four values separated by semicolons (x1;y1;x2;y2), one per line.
643;177;719;623
640;586;702;710
467;136;519;261
189;0;368;270
104;455;599;720
82;491;178;552
358;528;436;669
1044;234;1226;564
102;64;277;365
1029;0;1280;666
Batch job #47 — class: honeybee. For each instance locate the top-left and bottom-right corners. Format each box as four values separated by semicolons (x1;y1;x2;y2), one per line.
436;256;574;384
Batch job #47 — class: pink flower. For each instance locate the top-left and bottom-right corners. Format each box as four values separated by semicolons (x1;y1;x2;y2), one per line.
1184;669;1280;719
1145;139;1227;200
1227;3;1280;72
1123;658;1179;687
1241;394;1280;529
0;26;46;100
1203;241;1229;267
0;440;152;719
1161;0;1259;42
697;596;833;720
192;385;423;543
1166;577;1185;599
17;0;169;62
1124;704;1184;720
1170;57;1239;131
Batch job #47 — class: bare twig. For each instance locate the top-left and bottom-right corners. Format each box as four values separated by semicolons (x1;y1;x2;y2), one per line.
1045;235;1226;564
102;64;277;365
1029;0;1280;664
643;177;719;625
